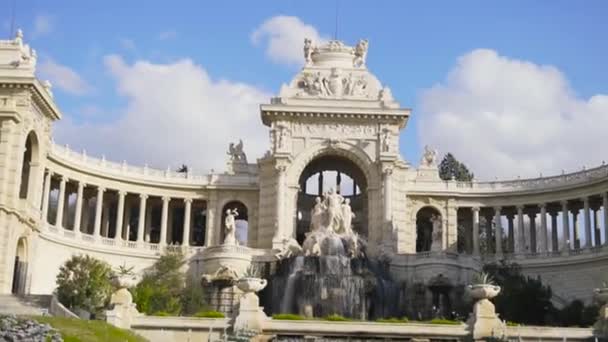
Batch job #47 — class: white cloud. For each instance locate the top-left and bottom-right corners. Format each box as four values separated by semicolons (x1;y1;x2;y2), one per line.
55;55;271;172
251;15;326;66
419;49;608;180
32;14;53;38
119;38;136;52
38;59;92;95
158;30;177;41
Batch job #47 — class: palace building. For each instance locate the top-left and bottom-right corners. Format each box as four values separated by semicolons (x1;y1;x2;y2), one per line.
1;30;607;315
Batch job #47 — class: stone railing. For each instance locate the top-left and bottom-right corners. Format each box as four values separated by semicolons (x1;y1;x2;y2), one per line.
49;143;259;187
411;162;608;194
40;224;207;255
49;293;79;319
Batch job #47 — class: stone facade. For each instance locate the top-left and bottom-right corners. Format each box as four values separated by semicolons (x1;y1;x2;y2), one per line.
0;31;607;308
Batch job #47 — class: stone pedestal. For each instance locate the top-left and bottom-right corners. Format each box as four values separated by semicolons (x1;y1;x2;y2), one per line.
105;288;141;329
233;278;268;334
466;284;506;341
594;288;608;338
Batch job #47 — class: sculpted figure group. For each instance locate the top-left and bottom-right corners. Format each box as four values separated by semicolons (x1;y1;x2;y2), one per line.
310;187;355;235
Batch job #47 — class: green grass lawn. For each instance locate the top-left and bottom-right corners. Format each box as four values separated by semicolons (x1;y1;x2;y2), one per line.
30;316;148;342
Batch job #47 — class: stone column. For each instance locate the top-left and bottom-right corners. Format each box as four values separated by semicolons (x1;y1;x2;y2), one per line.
274;165;287;243
494;207;502;256
93;186;105;238
183;198;192;247
123;197;132;241
472;207;480;255
55;176;67;228
594;207;601;247
485;213;493;254
604;193;608;246
516;206;525;253
572;210;580;249
74;182;85;235
205;194;217;247
506;214;515;253
137;194;148;244
159;196;170;246
528;212;537;253
384;168;393;222
561;200;570;252
583;197;592;248
550;212;559;252
539;203;548;253
41;171;52;222
115;191;126;241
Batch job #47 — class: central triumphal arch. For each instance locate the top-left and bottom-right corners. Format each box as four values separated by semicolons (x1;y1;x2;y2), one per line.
255;40;411;255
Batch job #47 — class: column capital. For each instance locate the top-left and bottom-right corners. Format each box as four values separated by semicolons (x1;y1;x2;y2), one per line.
516;205;525;211
603;192;608;200
77;181;86;189
118;190;128;196
162;196;171;203
383;167;394;176
580;196;589;204
139;194;149;200
538;203;547;209
471;206;480;212
184;198;193;204
60;175;68;183
493;206;502;212
97;186;106;193
275;164;287;173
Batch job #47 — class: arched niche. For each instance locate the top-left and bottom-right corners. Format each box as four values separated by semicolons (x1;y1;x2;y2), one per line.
295;154;368;244
19;131;40;201
221;201;248;246
416;206;441;252
11;237;28;295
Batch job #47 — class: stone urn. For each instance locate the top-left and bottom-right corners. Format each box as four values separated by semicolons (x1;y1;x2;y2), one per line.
112;273;137;289
468;284;501;301
234;277;269;334
467;284;505;340
236;277;267;294
594;287;608;337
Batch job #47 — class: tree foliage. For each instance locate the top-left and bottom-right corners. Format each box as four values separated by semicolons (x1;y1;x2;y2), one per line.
438;153;474;181
483;262;553;325
56;255;115;316
132;251;186;315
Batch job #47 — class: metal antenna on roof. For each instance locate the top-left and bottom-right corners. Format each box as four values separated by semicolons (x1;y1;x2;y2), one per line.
334;0;340;40
9;0;17;37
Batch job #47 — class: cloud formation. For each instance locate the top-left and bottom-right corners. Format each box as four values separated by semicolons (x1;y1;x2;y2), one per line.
251;15;326;66
55;55;271;172
38;59;92;95
419;49;608;180
32;14;53;38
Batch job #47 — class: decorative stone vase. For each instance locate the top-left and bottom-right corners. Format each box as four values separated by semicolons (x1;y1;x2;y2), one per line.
468;284;501;301
234;277;269;334
594;287;608;338
467;284;506;340
236;277;267;294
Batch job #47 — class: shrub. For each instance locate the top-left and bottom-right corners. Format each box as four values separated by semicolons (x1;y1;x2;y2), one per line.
324;314;351;321
56;255;115;316
376;317;409;323
181;275;208;316
427;318;462;325
152;311;171;316
132;251;185;315
272;313;306;320
194;311;225;318
506;321;521;327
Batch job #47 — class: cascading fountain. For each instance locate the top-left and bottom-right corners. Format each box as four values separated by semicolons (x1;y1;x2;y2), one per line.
265;188;399;320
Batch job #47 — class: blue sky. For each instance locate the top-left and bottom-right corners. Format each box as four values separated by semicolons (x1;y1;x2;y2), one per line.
3;1;608;178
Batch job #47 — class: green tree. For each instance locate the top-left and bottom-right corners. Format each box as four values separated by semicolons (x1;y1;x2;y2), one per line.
132;251;186;315
181;275;208;315
56;255;115;316
438;153;474;181
483;262;554;325
176;164;188;173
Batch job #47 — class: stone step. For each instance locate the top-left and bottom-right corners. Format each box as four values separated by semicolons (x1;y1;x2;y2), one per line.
0;294;49;316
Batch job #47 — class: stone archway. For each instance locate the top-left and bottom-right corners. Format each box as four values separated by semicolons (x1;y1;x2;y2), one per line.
221;201;248;246
19;131;40;201
295;154;369;244
416;206;441;252
11;238;28;295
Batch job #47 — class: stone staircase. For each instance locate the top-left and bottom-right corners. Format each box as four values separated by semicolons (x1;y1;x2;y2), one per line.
0;294;51;316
